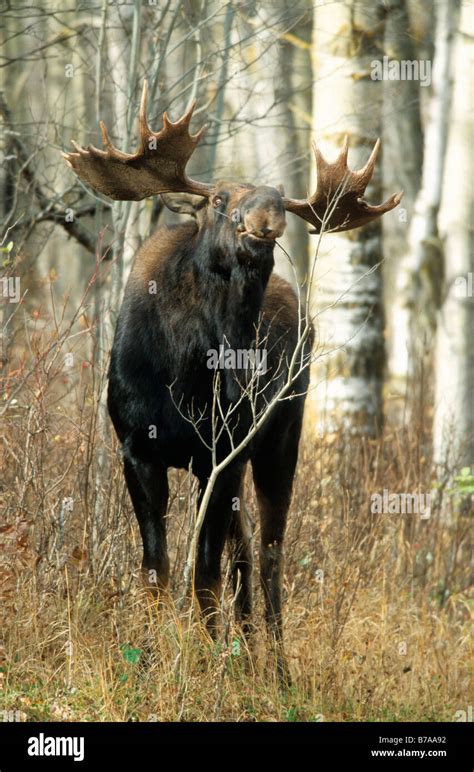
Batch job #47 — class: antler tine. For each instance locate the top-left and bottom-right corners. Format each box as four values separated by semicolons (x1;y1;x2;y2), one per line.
162;111;173;130
139;79;151;145
70;139;93;158
311;136;350;200
354;138;381;189
96;121;130;161
337;135;349;168
312;136;349;171
160;100;206;143
175;100;197;126
387;191;404;207
312;143;327;178
99;121;112;150
175;100;208;143
190;120;207;144
328;134;350;174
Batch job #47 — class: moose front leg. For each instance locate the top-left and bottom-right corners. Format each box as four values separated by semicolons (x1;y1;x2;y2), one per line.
123;454;170;596
195;468;244;635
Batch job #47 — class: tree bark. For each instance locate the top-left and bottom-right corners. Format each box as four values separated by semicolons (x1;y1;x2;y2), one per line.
398;0;460;391
309;0;388;436
383;0;423;396
433;1;473;482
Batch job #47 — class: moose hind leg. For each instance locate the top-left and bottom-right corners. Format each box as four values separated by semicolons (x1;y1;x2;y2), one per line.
252;419;302;683
228;499;253;637
123;454;169;595
254;483;291;682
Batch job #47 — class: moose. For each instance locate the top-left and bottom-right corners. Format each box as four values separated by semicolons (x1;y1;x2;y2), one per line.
63;81;401;678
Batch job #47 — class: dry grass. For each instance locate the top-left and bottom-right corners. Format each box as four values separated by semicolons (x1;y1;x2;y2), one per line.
0;299;471;723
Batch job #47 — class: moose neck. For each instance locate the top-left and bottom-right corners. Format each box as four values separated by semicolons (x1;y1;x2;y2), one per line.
195;229;275;350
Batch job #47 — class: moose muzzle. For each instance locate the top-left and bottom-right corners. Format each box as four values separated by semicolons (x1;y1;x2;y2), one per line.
239;186;287;242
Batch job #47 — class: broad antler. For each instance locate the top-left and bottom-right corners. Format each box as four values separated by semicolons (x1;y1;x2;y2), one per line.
283;138;402;233
62;80;213;201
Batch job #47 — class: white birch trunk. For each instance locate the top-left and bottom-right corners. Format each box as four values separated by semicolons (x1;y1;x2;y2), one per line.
394;0;459;384
433;1;474;479
383;0;423;395
309;0;388;436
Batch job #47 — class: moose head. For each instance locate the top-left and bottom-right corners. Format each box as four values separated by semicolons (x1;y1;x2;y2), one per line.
63;80;402;251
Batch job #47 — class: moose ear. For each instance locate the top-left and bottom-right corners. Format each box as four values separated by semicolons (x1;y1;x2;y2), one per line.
161;193;208;218
277;183;285;196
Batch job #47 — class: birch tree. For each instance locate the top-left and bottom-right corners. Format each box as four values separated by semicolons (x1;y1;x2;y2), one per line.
395;0;460;390
309;0;390;435
433;0;473;488
383;0;423;394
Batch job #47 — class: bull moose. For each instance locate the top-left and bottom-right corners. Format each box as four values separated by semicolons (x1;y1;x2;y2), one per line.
63;81;401;679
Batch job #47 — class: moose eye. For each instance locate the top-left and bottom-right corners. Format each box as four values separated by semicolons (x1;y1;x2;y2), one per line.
213;196;223;208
